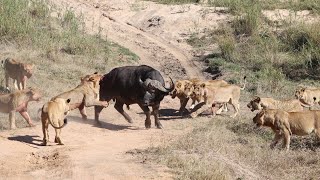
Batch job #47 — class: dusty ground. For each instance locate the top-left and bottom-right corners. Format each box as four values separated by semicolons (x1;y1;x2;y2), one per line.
0;0;229;179
4;0;317;179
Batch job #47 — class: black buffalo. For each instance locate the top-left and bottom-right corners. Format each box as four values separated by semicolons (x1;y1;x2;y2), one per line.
94;65;174;129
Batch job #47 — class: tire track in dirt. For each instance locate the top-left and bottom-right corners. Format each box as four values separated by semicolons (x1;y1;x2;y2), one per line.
50;0;204;80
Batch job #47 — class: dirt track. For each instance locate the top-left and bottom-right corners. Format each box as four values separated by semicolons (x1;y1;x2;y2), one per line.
0;1;236;179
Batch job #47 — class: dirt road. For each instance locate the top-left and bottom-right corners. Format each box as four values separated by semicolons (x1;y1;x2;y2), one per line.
0;0;231;179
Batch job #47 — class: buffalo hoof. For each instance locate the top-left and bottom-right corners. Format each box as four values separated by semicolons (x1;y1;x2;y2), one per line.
145;123;151;129
156;124;163;129
41;140;47;146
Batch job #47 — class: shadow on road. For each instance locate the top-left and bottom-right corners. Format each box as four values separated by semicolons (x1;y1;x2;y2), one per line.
68;115;141;131
8;135;43;146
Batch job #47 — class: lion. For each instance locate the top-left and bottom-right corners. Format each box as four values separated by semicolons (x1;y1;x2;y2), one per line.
41;98;71;146
2;58;34;90
253;109;320;151
170;79;199;115
0;87;41;129
51;72;108;120
247;96;304;112
295;87;320;108
190;76;246;118
171;78;229;115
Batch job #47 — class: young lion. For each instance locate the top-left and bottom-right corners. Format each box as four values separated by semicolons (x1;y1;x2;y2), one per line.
51;72;108;120
41;98;71;146
2;58;34;90
190;77;246;118
247;96;304;112
253;109;320;151
0;87;41;129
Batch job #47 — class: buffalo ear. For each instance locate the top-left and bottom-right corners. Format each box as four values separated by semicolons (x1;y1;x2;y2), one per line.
66;98;71;104
254;96;261;103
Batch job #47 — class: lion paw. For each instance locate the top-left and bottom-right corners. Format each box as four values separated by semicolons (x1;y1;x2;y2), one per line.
190;113;197;118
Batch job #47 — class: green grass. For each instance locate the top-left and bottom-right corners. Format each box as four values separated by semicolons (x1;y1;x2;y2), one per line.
149;0;320;14
0;0;139;129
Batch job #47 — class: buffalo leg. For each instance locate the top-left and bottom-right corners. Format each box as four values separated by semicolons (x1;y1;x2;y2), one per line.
139;104;151;129
152;104;162;129
94;105;104;123
114;101;133;123
179;97;189;115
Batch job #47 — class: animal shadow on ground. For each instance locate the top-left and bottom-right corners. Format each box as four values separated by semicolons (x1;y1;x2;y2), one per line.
137;108;187;120
68;115;141;131
8;135;43;146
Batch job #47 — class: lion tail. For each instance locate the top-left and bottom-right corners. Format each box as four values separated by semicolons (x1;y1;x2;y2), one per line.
42;105;68;129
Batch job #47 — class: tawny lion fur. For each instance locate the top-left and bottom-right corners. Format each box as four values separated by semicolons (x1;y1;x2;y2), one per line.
253;109;320;151
0;88;41;129
295;87;320;108
247;96;303;112
2;58;34;90
51;72;108;120
41;98;71;146
171;78;228;115
190;77;246;118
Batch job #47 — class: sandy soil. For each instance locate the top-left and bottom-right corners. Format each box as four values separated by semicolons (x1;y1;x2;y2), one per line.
0;0;267;179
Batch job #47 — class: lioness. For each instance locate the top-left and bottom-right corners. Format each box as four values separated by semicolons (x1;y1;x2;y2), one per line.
2;58;34;90
41;98;71;146
190;77;246;118
51;72;108;119
247;96;304;112
0;87;41;129
253;109;320;151
295;87;320;108
171;78;229;115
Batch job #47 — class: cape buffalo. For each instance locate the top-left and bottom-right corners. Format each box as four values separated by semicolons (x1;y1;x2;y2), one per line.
95;65;174;129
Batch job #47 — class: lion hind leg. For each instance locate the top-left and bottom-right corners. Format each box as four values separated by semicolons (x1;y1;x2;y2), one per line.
54;128;64;145
78;104;88;120
282;128;291;151
229;101;239;118
42;119;49;146
9;112;16;129
270;133;282;149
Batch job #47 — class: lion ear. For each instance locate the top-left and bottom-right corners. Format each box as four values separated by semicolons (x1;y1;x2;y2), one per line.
66;98;71;104
176;82;181;88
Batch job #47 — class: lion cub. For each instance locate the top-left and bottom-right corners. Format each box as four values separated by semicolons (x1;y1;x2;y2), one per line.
2;58;34;91
41;98;71;146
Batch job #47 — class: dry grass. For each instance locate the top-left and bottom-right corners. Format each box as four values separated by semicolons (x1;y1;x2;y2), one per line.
143;108;320;179
0;0;138;129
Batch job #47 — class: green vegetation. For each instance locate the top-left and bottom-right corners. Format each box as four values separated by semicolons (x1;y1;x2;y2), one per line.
0;0;138;129
141;0;320;179
150;0;320;14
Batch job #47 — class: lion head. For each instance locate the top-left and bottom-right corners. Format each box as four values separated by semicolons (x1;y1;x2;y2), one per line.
253;110;266;127
247;96;263;112
80;72;103;88
21;63;34;78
